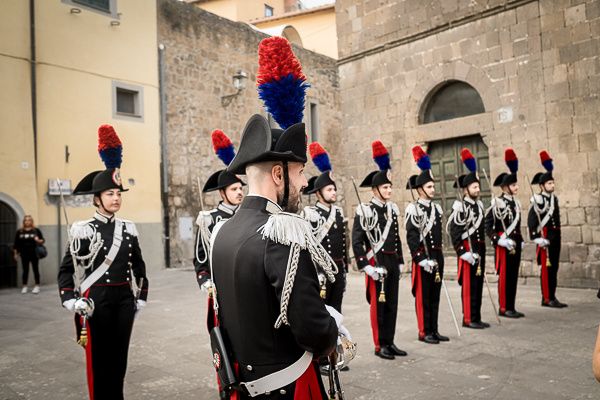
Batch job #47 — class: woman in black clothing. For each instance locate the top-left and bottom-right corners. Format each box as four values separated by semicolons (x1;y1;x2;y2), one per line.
13;215;45;294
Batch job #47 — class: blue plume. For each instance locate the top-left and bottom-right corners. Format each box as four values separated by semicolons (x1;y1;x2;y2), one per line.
464;158;476;172
417;155;431;171
507;159;518;174
374;154;391;171
99;147;122;169
216;146;235;165
542;159;553;172
258;74;309;130
313;153;331;172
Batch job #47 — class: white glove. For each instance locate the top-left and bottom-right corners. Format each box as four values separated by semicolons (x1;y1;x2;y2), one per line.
363;265;380;281
533;238;547;247
338;324;352;344
419;259;433;273
325;304;343;328
74;298;92;316
497;237;513;250
134;299;146;320
374;266;387;278
200;280;213;293
63;298;76;312
460;252;476;265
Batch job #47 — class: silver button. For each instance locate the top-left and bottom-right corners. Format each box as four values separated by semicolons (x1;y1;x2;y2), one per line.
105;271;109;275
128;244;132;248
246;365;253;371
106;279;111;283
128;253;132;257
279;389;286;395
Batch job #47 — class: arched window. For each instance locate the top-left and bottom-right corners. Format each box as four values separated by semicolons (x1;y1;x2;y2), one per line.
0;201;18;288
282;26;302;47
421;81;485;124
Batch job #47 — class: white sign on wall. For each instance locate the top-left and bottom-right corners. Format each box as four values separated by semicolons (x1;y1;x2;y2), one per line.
48;179;72;196
497;106;513;124
178;216;194;241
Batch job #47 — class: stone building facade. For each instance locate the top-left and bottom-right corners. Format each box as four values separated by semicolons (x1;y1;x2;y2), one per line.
334;0;600;287
158;0;341;267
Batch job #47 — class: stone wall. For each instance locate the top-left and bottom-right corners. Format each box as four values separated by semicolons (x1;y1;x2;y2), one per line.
335;0;600;287
158;0;341;267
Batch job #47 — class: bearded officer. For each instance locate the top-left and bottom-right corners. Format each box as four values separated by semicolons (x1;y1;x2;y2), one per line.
194;129;244;292
485;148;525;318
528;150;567;308
207;36;348;399
352;140;406;360
448;148;489;329
301;142;348;313
405;145;449;344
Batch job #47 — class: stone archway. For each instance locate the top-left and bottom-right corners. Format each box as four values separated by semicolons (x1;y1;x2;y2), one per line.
0;194;23;288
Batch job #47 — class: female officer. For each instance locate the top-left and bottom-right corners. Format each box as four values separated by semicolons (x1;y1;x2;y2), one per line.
58;124;148;400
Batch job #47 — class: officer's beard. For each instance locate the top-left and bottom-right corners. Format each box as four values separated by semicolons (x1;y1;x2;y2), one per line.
278;185;301;213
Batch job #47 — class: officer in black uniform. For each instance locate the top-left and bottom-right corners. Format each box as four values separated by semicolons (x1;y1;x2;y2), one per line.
58;124;148;400
405;145;449;344
448;148;489;329
528;150;567;308
207;37;346;399
352;140;406;360
485;148;524;318
194;129;244;292
302;142;348;313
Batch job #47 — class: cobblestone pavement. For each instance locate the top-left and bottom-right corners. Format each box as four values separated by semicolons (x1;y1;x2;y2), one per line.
1;268;598;399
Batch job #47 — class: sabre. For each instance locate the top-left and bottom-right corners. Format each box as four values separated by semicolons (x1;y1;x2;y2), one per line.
483;272;501;325
482;168;516;255
196;177;205;211
408;178;461;336
453;175;480;276
350;177;386;303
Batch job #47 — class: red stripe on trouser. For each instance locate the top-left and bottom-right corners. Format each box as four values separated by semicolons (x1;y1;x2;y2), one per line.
412;263;425;338
81;289;94;400
366;276;380;352
495;246;507;313
294;361;323;400
460;259;472;324
538;227;550;303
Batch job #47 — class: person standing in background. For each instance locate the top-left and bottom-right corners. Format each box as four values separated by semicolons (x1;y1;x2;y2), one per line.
13;215;45;294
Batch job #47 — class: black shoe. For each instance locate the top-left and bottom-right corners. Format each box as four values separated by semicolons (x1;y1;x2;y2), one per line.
463;321;484;329
374;347;395;360
542;299;561;308
501;310;520;318
479;321;491;328
340;365;350;372
419;334;439;344
433;332;449;341
386;344;407;356
553;299;568;308
514;310;525;317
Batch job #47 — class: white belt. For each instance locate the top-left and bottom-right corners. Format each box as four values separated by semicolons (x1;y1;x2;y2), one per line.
80;219;123;294
241;351;313;397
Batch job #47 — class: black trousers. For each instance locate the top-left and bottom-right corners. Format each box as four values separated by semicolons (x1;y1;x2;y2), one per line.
412;249;444;337
368;252;400;350
539;235;561;302
21;254;40;285
323;260;346;313
496;245;522;313
458;242;485;324
84;284;136;400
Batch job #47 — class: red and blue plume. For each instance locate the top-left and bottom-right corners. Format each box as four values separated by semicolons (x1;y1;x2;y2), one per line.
372;140;391;170
539;150;553;172
257;36;309;130
309;142;332;172
211;129;236;166
505;148;518;173
412;145;431;171
460;148;477;172
97;124;122;169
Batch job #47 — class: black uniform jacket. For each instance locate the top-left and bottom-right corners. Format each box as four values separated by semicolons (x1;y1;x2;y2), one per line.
303;202;348;266
211;196;338;382
527;192;561;240
485;193;523;245
352;198;404;269
58;211;148;303
405;199;444;264
194;202;238;286
449;197;486;256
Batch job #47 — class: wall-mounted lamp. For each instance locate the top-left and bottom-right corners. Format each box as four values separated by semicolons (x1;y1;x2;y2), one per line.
221;70;248;107
70;7;81;14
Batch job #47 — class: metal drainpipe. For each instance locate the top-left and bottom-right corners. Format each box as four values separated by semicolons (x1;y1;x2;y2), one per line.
29;0;37;177
158;43;170;268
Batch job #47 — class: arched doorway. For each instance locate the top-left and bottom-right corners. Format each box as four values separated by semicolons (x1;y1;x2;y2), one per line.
0;201;18;288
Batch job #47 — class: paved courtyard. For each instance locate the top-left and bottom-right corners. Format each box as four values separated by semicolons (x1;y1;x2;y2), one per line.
0;268;599;399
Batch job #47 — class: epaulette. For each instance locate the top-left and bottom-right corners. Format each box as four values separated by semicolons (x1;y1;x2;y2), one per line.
452;200;464;213
477;200;484;209
405;203;417;217
196;210;214;227
69;219;95;240
492;197;506;209
301;206;321;223
258;212;314;250
531;194;544;205
390;202;400;215
119;218;139;237
355;203;374;218
435;203;443;215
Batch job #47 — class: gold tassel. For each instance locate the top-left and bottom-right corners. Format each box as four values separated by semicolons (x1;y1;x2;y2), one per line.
78;326;88;348
546;258;552;268
320;285;327;299
435;270;441;283
476;265;481;276
378;288;386;303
